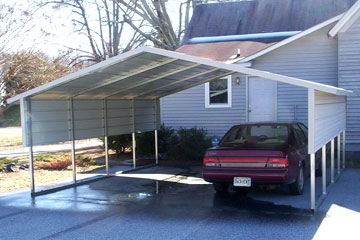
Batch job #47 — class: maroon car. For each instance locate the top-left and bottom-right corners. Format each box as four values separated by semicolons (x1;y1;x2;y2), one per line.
203;122;320;195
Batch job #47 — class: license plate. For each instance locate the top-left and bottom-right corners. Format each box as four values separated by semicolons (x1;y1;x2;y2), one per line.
233;177;251;187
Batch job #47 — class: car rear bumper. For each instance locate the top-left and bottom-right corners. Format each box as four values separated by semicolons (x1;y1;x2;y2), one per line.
203;167;293;184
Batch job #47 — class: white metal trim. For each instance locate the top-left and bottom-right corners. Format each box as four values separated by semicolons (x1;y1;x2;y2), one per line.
239;14;344;63
329;0;360;37
204;75;232;108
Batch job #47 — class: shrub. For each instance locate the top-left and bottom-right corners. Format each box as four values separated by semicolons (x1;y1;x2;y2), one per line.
99;125;211;163
168;127;211;162
36;156;72;170
136;125;177;157
35;154;96;170
100;134;132;157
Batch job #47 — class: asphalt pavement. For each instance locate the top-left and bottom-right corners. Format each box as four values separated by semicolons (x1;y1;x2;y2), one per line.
0;166;359;240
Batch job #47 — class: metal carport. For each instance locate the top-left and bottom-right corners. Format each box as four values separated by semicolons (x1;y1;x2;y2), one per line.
7;46;354;211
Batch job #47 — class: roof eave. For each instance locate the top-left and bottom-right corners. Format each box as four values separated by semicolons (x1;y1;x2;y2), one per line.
329;0;360;37
237;14;344;63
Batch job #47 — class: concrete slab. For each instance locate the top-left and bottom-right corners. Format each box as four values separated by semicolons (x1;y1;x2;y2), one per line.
0;166;358;240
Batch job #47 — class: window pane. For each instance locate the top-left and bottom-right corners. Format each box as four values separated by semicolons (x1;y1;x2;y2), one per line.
220;124;289;149
209;78;228;104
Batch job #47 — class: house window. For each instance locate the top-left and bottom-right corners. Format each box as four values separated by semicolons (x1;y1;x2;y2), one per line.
205;75;232;108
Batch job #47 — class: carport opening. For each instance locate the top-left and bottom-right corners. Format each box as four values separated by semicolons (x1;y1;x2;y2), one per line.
7;47;353;211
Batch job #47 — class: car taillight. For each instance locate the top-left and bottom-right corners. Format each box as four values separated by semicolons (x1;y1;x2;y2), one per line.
267;157;288;168
203;157;220;167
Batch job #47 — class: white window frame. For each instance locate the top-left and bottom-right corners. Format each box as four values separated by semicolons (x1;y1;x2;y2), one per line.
205;75;232;108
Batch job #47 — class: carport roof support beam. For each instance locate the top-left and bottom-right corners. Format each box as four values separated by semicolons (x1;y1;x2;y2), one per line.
133;67;219;98
157;71;235;98
105;63;202;98
70;58;178;98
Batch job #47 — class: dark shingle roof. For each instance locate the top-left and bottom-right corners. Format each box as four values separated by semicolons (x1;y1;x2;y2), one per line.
182;0;357;45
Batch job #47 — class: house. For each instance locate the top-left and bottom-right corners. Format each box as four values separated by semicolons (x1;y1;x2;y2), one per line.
160;0;360;152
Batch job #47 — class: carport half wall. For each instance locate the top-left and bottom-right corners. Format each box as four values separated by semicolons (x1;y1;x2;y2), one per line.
7;46;353;211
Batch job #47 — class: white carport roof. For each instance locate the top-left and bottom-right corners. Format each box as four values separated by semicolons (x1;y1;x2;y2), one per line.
9;46;353;211
7;46;353;104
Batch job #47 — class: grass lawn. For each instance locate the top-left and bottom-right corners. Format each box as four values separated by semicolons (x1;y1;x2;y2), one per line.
0;127;23;151
0;169;73;192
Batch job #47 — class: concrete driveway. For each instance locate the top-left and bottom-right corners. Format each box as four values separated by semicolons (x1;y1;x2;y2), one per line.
0;166;359;240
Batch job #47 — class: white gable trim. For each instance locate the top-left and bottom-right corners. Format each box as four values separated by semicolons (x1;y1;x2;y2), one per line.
329;0;360;37
238;14;343;63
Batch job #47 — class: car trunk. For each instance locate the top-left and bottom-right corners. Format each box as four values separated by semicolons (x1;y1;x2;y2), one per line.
209;148;287;168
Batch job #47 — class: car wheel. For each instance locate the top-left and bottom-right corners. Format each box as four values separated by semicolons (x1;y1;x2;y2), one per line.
213;183;229;193
289;166;304;195
234;187;250;197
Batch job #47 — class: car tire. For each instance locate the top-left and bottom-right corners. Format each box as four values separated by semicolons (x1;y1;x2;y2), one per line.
289;166;304;195
213;183;229;193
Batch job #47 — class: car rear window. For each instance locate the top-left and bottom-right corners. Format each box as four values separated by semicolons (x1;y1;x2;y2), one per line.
219;124;289;149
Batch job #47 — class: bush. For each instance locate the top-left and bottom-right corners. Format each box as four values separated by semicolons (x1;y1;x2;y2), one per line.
136;125;177;157
168;127;211;162
100;125;211;163
100;134;132;157
35;154;96;170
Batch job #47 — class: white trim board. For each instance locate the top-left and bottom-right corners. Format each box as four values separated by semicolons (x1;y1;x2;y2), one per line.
238;14;344;63
329;0;360;37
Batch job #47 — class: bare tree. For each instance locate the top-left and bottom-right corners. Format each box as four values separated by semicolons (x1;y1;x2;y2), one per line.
38;0;146;63
0;3;36;55
117;0;197;50
0;51;74;106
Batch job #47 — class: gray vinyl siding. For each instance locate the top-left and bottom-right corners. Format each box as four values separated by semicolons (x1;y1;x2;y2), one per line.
338;17;360;150
160;74;246;137
252;23;338;125
160;24;339;139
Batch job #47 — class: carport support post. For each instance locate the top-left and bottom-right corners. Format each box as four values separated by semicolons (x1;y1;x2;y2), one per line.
25;98;35;194
131;99;136;169
337;134;341;175
103;98;109;175
310;153;316;210
154;99;159;165
342;131;346;169
70;98;76;183
155;130;158;165
132;132;136;168
331;139;335;183
322;145;326;195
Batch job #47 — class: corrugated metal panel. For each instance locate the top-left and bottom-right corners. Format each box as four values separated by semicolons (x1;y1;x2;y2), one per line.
161;74;247;137
311;91;346;153
338;17;360;150
252;23;339;125
25;98;159;146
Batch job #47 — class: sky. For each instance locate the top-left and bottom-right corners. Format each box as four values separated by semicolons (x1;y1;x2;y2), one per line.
0;0;185;58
